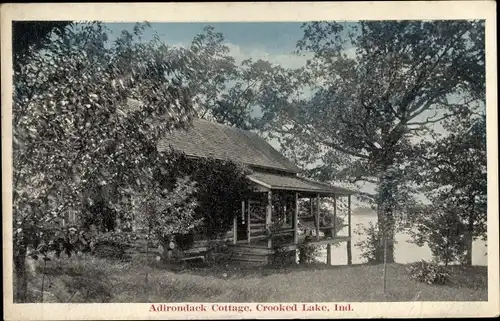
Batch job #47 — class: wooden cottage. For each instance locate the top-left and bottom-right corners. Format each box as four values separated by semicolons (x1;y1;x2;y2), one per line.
158;118;355;266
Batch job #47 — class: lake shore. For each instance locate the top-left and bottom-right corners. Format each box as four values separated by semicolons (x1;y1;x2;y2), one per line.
318;213;488;266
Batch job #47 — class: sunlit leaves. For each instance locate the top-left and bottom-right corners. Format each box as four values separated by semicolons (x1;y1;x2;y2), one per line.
13;22;197;260
182;26;239;122
288;21;486;177
135;176;202;242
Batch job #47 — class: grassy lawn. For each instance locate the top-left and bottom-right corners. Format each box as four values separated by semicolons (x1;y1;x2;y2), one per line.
25;254;487;303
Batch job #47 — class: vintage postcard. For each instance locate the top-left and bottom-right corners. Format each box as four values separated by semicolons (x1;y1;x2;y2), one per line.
1;1;498;320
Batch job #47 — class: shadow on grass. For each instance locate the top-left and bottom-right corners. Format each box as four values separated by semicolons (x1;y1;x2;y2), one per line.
149;258;371;279
148;259;488;292
23;254;488;303
445;265;488;290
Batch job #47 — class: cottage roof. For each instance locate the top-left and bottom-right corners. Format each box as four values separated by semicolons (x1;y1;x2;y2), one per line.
158;118;303;173
247;171;355;196
158;118;356;196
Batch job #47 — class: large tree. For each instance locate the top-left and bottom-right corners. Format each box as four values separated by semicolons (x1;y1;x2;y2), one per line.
164;26;270;131
411;113;487;266
213;58;307;131
12;21;199;302
258;21;485;263
165;25;304;132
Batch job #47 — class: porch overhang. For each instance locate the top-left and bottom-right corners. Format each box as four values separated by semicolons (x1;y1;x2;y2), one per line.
247;171;356;196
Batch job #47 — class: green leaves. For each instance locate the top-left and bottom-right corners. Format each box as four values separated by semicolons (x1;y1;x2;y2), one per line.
153;151;253;239
249;21;487;263
134;175;201;243
408;114;486;265
13;21;198;259
407;260;451;285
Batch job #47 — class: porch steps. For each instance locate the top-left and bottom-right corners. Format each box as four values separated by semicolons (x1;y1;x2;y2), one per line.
225;244;273;266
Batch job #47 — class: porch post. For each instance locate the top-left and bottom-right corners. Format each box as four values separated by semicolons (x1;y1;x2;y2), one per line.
246;200;251;243
293;192;299;244
309;198;313;236
347;194;352;265
315;194;320;241
283;196;287;225
333;194;337;238
233;203;239;245
327;194;335;265
266;191;272;249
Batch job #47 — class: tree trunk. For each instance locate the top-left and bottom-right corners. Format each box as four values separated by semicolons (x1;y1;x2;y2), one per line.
463;196;476;266
14;245;28;303
376;209;395;263
375;161;396;264
160;236;176;262
464;215;474;266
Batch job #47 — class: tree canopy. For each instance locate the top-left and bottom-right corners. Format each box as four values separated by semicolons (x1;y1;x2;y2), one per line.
12;21;199;302
410;113;487;265
256;20;486;262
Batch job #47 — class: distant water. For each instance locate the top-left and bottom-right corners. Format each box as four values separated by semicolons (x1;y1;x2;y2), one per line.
318;213;488;266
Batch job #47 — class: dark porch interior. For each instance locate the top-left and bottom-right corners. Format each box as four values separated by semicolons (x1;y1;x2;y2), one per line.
229;172;355;266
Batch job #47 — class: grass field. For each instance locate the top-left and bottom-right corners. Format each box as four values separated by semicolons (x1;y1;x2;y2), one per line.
23;254;487;303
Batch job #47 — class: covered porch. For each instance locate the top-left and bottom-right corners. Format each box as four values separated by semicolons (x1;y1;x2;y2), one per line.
230;170;355;265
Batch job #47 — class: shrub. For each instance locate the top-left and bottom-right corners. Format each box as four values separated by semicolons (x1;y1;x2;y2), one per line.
355;221;398;264
297;238;321;264
408;202;469;266
267;218;296;268
269;245;295;268
136;176;202;245
407;260;451;285
355;221;383;264
92;231;136;260
204;240;232;266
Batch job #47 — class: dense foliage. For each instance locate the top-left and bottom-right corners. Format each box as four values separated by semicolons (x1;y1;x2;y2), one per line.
159;151;253;239
133;175;201;256
407;260;451;285
12;21;72;69
297;242;322;264
409;204;468;266
409;114;487;265
13;21;198;302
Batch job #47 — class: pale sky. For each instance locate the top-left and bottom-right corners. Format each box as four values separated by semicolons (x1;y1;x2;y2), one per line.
105;22;357;69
